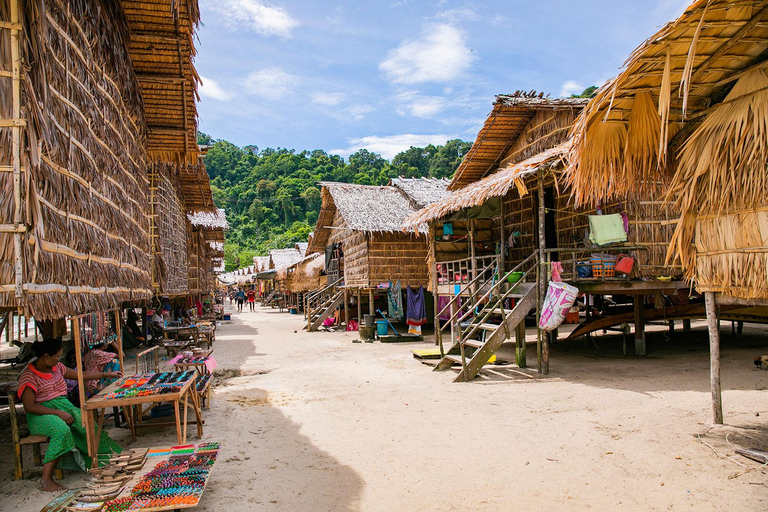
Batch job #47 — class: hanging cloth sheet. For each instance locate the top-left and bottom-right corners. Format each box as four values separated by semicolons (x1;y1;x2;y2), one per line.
406;286;427;326
437;294;462;321
387;280;404;321
588;214;628;246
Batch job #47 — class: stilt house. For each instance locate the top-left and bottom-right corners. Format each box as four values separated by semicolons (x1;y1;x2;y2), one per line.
304;179;449;332
565;0;768;423
404;92;689;381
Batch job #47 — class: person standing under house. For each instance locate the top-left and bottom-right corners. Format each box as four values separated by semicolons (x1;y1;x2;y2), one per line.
246;288;256;311
235;288;245;312
17;338;123;492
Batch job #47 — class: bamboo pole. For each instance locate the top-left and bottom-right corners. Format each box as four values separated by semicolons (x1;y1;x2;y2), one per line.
357;289;362;323
634;295;647;356
705;292;723;425
368;289;374;316
11;0;22;300
115;309;124;373
343;288;349;325
499;198;506;275
537;176;549;375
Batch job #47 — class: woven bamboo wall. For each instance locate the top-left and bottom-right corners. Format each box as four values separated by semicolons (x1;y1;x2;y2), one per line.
502;193;536;267
150;166;188;296
367;232;430;288
327;211;367;288
0;0;152;319
187;224;201;294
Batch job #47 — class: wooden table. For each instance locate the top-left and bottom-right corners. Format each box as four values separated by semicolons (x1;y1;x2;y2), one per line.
162;325;199;341
169;350;215;375
82;372;204;466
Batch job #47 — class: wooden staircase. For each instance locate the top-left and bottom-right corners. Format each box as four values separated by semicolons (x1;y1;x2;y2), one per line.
434;253;538;382
305;279;343;331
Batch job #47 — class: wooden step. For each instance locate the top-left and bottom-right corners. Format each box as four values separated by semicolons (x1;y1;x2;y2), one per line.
477;323;501;331
463;339;484;349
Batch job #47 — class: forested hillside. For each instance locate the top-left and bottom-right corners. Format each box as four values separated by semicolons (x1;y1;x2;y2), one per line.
198;133;471;271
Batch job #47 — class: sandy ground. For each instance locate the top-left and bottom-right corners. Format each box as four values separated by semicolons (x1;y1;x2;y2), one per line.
1;304;767;511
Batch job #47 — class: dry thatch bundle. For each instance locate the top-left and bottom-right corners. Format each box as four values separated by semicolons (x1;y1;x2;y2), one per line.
666;67;768;297
623;91;663;197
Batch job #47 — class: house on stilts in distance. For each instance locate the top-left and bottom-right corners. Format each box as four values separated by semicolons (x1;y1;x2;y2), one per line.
304;179;450;332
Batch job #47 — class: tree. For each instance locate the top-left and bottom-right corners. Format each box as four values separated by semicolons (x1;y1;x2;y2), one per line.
571;86;598;98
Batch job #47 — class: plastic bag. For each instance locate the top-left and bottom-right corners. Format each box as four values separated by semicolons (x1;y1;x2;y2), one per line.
539;281;579;331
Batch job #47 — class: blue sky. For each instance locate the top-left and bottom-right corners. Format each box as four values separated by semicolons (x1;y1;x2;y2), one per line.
195;0;691;159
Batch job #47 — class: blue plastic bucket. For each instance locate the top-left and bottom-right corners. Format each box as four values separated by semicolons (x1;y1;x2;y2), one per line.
376;320;388;336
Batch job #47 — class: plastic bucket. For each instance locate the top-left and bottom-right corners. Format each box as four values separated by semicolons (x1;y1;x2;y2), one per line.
363;314;375;327
376;320;388;336
507;271;524;284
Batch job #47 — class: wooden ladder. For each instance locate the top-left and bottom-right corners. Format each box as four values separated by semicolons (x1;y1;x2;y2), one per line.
435;256;538;382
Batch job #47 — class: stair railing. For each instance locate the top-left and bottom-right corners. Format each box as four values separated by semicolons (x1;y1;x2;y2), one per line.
434;256;499;357
455;252;538;353
306;278;343;330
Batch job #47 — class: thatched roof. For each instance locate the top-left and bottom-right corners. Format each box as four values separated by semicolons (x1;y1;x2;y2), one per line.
450;93;587;190
253;256;271;272
295;242;309;256
403;142;571;229
122;0;201;165
566;0;768;205
188;208;228;229
390;178;452;208
269;248;303;270
566;0;768;299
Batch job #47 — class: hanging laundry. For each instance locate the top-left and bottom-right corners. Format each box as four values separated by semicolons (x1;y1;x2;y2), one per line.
588;213;628;246
408;324;422;336
406;286;427;326
387;280;404;321
551;261;564;282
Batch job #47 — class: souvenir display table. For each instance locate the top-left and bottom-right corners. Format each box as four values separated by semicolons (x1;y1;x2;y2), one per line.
39;442;220;512
166;352;216;410
83;372;204;465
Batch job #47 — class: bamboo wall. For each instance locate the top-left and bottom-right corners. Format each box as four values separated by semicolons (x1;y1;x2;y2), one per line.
187;225;201;294
150;166;189;296
367;232;430;288
501;110;577;166
327;211;367;288
0;0;152;319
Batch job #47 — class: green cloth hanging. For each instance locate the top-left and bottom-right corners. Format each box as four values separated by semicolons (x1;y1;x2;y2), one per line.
588;214;627;246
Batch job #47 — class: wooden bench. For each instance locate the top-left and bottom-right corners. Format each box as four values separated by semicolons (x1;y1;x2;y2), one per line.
8;390;63;480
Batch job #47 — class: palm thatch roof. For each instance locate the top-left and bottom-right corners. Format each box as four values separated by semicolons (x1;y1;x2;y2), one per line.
188;209;228;229
450;93;587;190
253;256;271;272
403;142;571;229
390;178;452;208
269;248;303;270
307;182;428;254
295;242;309;256
566;0;768;299
122;0;201;165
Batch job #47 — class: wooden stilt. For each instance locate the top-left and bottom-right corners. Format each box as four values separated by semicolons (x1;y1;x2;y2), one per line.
634;295;647;356
515;322;526;368
357;289;362;322
705;292;723;425
343;288;349;325
537;177;548;375
368;289;374;316
683;319;691;332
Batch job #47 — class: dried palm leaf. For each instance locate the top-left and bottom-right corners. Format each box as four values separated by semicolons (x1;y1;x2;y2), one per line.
623;91;663;196
679;0;710;117
657;50;672;167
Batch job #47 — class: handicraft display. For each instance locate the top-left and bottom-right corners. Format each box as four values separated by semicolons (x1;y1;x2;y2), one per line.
102;371;196;400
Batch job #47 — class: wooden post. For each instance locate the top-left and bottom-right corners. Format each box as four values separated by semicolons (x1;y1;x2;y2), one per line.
469;219;476;298
6;312;12;346
537;176;549;375
683;319;691;332
72;315;95;464
368;289;374;316
499;198;506;276
357;289;362;322
343;288;349;325
633;295;646;356
515;322;526;368
10;0;23;300
114;309;124;373
705;292;723;425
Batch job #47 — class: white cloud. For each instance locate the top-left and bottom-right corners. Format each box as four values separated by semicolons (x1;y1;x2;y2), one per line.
379;24;474;84
199;75;233;101
346;105;375;121
206;0;298;38
559;80;584;98
394;91;447;119
331;134;455;160
312;92;347;106
436;8;479;23
243;67;298;100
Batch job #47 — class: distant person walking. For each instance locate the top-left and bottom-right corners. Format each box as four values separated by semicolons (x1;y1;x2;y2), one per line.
235;289;245;312
246;289;256;311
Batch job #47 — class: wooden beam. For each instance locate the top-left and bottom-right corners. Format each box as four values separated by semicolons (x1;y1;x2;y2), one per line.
705;292;723;425
537;177;548;375
633;295;647;356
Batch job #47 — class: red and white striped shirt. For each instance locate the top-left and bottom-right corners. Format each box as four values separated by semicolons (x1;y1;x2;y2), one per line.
17;361;68;403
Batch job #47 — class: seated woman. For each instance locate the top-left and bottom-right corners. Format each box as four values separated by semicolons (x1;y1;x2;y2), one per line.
122;309;145;350
82;341;121;396
18;338;123;492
